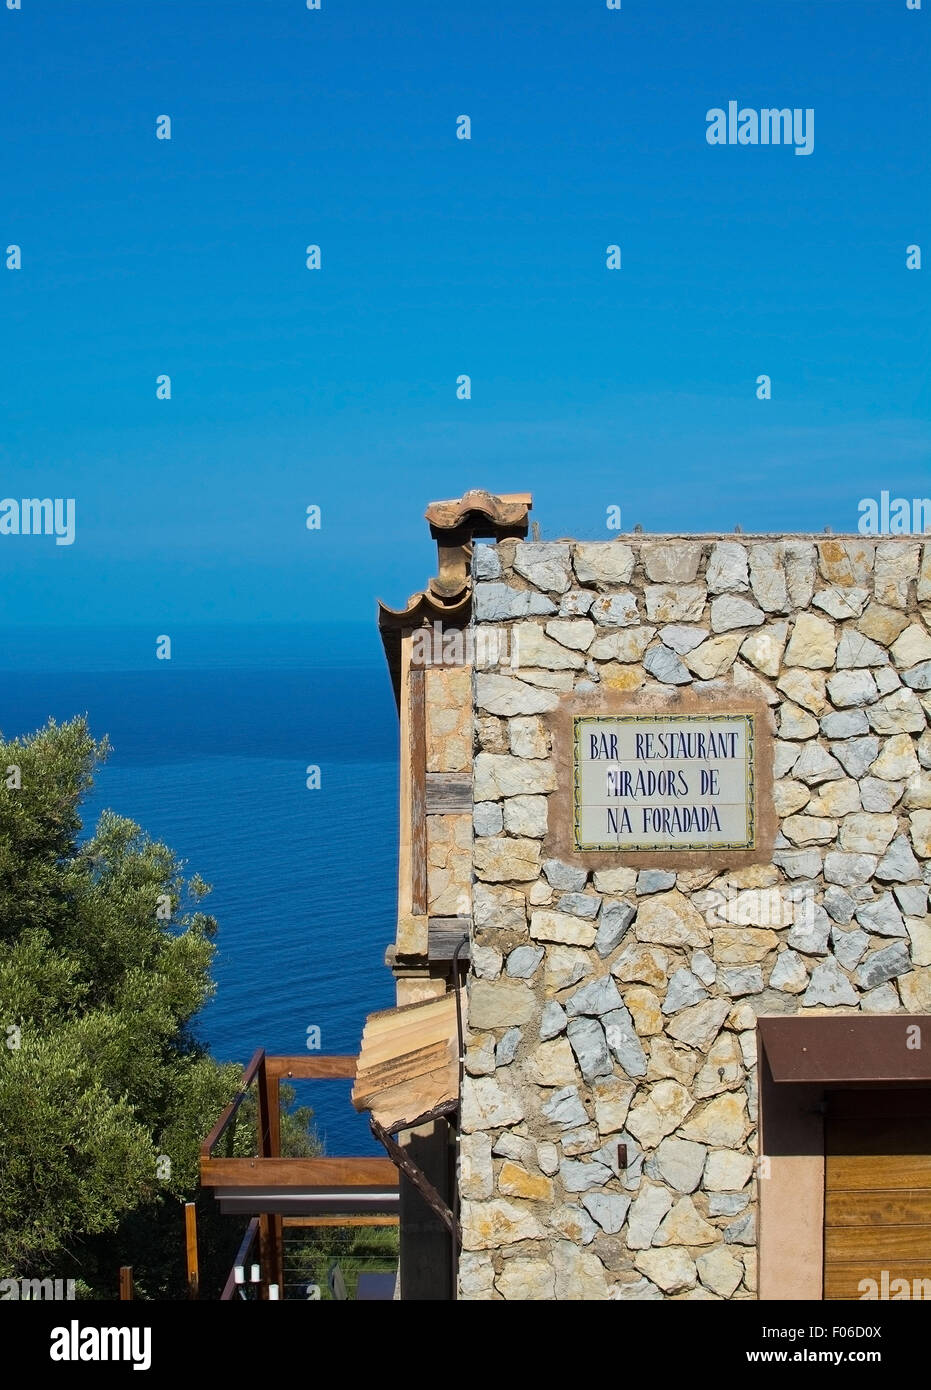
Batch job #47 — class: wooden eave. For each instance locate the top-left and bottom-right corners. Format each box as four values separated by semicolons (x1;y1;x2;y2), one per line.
377;589;472;708
377;488;532;708
352;991;459;1133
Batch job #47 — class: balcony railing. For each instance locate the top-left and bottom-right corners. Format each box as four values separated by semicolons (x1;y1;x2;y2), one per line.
201;1051;399;1298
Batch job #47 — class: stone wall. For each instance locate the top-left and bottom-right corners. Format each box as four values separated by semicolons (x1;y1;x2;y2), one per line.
458;535;931;1300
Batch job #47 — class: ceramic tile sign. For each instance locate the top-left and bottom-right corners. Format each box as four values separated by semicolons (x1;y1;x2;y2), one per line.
573;713;755;852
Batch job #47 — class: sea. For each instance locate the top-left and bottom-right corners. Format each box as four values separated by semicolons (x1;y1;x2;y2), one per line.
0;624;399;1155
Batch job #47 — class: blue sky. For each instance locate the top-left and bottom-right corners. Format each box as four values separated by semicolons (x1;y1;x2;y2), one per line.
1;0;928;628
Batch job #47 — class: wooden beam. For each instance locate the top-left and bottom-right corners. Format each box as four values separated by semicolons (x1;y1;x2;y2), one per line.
282;1215;399;1228
266;1072;284;1291
265;1055;358;1080
409;666;427;916
397;632;414;922
258;1213;274;1300
366;1063;459;1134
200;1156;399;1188
254;1053;276;1295
119;1267;133;1301
354;1038;453;1092
256;1053;271;1159
267;1075;281;1159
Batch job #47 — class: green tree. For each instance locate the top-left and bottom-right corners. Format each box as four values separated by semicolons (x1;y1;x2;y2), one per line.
0;716;316;1297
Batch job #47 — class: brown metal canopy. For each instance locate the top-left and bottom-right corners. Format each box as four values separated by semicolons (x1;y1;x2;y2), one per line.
758;1015;931;1084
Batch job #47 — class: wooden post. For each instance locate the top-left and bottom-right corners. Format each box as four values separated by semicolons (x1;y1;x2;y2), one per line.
119;1266;134;1300
409;665;427;916
256;1056;280;1300
185;1201;199;1299
267;1075;281;1159
266;1075;285;1295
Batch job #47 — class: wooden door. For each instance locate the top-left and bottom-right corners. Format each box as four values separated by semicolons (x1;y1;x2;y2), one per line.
823;1088;931;1300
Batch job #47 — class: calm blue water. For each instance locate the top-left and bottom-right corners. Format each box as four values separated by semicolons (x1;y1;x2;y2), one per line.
0;626;400;1154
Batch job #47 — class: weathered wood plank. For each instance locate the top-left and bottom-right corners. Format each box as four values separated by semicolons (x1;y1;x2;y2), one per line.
826;1190;931;1227
426;773;472;814
357;1023;455;1074
367;1063;460;1133
356;996;456;1064
354;1041;455;1102
825;1224;931;1261
826;1155;931;1190
824;1264;931;1300
364;993;457;1025
428;918;471;961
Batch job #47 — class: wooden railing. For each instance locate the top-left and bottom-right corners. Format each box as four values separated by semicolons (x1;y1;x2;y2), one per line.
202;1052;399;1298
201;1047;267;1159
220;1218;262;1300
